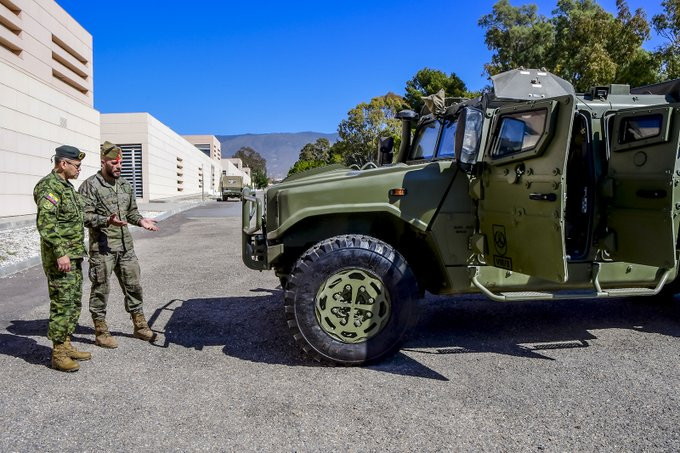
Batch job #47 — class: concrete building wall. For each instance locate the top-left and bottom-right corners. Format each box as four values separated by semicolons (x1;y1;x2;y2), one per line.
101;113;221;202
0;0;99;218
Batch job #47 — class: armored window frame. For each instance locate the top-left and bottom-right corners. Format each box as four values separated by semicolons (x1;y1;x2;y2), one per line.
610;106;673;153
492;108;548;159
484;99;558;165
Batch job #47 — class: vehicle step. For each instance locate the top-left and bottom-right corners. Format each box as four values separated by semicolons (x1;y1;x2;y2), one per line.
471;267;671;302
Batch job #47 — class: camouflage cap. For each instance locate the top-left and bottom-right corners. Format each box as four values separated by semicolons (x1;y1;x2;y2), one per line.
55;145;85;161
100;141;122;160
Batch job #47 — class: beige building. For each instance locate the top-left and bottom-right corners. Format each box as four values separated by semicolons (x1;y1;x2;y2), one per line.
0;0;100;218
101;113;225;202
183;134;221;161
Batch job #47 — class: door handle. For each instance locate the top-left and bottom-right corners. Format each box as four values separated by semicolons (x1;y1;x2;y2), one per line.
529;193;557;202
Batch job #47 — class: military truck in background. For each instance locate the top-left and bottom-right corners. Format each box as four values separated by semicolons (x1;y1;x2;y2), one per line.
219;175;244;201
242;68;680;365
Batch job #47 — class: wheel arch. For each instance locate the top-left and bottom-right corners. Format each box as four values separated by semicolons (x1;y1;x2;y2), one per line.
271;212;442;293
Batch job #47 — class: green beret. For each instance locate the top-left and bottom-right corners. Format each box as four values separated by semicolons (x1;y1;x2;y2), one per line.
100;141;122;159
55;145;85;160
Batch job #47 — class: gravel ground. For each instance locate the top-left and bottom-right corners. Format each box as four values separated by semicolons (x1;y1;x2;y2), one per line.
0;226;40;267
1;201;679;451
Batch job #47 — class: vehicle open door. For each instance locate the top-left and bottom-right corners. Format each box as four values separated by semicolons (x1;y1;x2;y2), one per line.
603;103;680;269
476;95;575;283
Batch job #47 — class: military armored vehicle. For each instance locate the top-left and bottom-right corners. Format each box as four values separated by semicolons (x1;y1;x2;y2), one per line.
219;175;243;201
242;68;680;365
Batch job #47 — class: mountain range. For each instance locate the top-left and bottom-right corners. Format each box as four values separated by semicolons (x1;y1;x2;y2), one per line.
217;132;339;179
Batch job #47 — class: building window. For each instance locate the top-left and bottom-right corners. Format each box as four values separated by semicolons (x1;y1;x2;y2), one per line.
119;144;143;198
177;157;184;192
0;0;22;56
51;34;89;94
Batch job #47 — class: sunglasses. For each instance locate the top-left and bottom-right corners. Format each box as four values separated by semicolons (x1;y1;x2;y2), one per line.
64;160;82;169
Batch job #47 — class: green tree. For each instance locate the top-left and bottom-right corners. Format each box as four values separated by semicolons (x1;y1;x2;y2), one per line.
480;0;659;92
550;0;654;91
336;92;407;167
233;146;266;175
478;0;555;76
287;138;342;177
251;169;269;189
404;68;468;113
653;0;680;79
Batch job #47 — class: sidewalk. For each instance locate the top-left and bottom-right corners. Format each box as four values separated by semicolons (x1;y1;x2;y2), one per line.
0;195;212;278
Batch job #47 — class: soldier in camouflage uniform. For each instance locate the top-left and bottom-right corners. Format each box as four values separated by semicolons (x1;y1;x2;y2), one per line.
34;145;92;372
78;141;159;348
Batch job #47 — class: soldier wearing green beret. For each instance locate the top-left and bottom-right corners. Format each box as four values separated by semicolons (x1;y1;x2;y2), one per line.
34;144;92;372
78;141;159;349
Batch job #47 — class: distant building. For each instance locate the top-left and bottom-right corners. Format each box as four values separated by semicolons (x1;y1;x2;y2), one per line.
0;0;100;218
101;113;222;202
183;135;221;160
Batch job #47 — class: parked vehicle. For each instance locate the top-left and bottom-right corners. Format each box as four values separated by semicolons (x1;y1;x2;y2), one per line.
242;68;680;365
219;175;243;201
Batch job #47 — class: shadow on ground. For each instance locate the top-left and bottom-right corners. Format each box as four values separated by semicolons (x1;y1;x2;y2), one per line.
3;292;678;378
140;289;680;381
0;320;133;368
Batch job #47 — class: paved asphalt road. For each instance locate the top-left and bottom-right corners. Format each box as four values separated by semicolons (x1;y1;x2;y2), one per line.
1;201;679;451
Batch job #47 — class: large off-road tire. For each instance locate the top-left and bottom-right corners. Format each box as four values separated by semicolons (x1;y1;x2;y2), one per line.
284;235;418;365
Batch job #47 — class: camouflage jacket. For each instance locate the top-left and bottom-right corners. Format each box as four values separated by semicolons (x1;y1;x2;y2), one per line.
78;171;144;253
33;170;86;259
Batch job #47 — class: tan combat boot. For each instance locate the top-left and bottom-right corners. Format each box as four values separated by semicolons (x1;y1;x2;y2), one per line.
64;336;92;360
51;342;80;372
93;319;118;349
131;312;155;342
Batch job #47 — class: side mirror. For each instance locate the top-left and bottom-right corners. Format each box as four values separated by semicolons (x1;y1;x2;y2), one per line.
377;137;394;166
455;108;484;174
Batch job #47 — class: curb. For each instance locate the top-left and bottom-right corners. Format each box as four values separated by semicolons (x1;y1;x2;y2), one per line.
0;201;210;279
0;217;35;232
0;256;42;278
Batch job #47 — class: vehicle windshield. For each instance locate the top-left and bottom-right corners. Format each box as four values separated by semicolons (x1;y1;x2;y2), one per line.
409;120;441;161
436;120;457;159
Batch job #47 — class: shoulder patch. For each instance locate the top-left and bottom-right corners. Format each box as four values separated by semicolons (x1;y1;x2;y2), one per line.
44;193;60;206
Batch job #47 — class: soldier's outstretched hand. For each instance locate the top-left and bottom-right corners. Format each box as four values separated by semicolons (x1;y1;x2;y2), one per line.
139;218;159;231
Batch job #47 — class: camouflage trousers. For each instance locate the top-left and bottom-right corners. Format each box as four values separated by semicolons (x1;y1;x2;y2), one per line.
88;249;143;321
42;257;83;343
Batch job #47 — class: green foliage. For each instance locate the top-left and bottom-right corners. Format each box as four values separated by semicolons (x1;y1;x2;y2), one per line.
233;146;267;174
653;0;680;79
287;138;342;177
404;68;468;113
478;0;555;76
336;92;408;167
252;169;269;189
480;0;660;92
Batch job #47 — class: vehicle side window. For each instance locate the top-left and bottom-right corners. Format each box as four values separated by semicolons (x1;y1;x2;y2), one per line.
437;120;457;159
493;109;548;158
410;121;441;160
619;114;662;144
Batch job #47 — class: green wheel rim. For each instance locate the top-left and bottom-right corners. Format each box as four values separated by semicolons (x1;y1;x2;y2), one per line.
314;268;391;344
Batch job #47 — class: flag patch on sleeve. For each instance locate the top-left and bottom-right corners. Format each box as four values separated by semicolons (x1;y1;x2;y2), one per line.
44;193;59;206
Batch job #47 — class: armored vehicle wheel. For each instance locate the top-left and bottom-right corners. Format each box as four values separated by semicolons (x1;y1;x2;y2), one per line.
284;235;418;365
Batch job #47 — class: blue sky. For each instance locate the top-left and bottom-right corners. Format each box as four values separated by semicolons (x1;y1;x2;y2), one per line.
55;0;666;135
